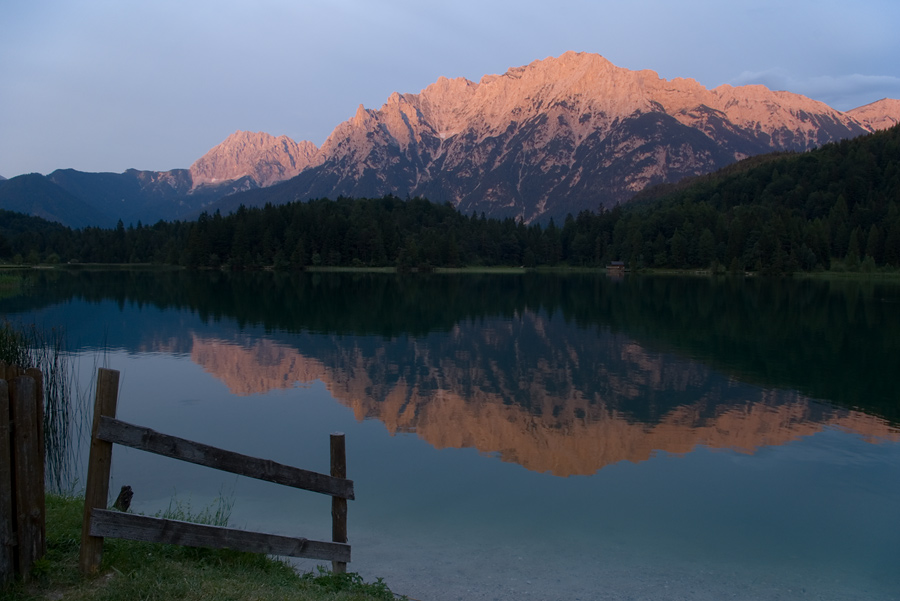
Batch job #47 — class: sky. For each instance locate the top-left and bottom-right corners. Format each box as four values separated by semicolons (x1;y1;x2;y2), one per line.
2;0;899;178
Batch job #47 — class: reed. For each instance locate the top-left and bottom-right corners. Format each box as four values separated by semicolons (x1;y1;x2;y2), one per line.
0;320;83;492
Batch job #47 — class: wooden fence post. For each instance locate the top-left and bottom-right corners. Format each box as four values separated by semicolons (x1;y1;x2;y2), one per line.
330;432;348;574
24;367;45;490
8;375;45;581
0;380;13;585
79;368;120;574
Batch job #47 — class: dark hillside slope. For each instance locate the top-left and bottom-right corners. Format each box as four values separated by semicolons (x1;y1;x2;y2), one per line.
0;174;107;228
617;124;900;271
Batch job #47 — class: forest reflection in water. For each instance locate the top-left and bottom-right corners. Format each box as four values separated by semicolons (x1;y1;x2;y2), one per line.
4;269;897;479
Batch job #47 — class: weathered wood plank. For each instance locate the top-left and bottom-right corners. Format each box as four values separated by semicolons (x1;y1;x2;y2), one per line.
90;510;351;563
0;380;15;585
97;417;355;500
9;376;44;581
24;368;45;479
330;432;348;574
23;368;46;565
79;368;120;574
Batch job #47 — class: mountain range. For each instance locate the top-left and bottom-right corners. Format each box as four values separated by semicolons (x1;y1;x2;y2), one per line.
3;51;899;228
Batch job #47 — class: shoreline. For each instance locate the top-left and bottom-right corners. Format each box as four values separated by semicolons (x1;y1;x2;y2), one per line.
2;262;900;280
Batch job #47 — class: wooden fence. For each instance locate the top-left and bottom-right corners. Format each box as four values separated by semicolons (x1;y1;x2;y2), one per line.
0;363;46;585
79;368;354;574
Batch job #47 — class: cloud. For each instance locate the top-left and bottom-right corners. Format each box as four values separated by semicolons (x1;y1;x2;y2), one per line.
731;68;900;111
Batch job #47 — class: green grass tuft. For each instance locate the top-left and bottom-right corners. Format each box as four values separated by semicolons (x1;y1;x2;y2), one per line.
153;492;235;527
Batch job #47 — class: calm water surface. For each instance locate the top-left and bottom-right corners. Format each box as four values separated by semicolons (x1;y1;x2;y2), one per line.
3;271;899;600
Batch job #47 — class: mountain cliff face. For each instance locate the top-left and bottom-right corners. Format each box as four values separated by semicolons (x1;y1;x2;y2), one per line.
189;130;318;189
257;51;893;222
4;52;900;227
847;98;900;131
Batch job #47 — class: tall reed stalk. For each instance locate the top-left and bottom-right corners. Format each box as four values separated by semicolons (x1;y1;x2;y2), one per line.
0;319;82;492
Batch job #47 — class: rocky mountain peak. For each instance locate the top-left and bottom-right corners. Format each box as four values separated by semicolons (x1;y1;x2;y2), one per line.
846;98;900;131
269;51;892;222
189;130;317;189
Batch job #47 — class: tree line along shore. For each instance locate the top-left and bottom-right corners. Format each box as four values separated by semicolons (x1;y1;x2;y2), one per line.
1;123;898;276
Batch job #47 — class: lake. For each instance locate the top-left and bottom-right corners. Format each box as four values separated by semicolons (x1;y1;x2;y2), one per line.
3;270;899;600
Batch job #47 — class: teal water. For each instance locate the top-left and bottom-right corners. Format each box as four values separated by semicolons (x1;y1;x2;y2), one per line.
3;271;899;600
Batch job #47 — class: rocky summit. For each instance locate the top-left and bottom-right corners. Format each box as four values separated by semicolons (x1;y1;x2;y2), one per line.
189;130;318;189
846;98;900;131
3;52;900;227
273;51;894;222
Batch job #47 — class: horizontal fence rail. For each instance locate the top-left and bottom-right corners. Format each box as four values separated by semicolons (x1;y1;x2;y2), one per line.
89;509;351;563
96;416;354;500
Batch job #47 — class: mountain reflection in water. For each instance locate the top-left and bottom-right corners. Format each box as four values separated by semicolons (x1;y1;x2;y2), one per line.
187;311;897;477
4;270;898;477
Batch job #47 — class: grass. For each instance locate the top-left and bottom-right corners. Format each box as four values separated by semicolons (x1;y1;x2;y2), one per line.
2;494;402;601
153;493;235;527
432;266;528;274
794;269;900;281
303;265;602;274
302;266;397;274
57;263;183;271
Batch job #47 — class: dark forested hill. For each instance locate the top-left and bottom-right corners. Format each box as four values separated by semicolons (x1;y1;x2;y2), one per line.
612;123;900;272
